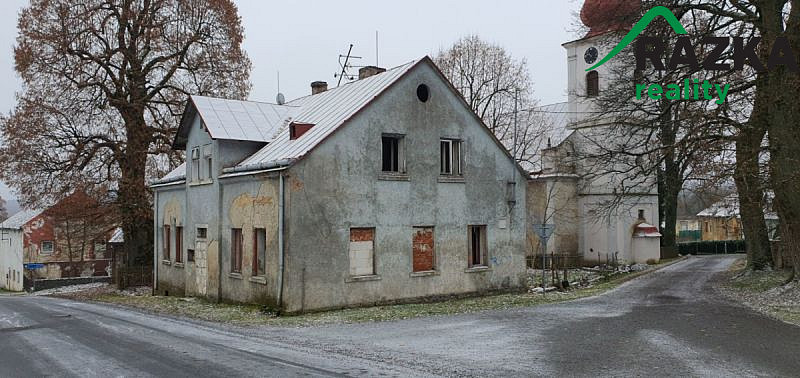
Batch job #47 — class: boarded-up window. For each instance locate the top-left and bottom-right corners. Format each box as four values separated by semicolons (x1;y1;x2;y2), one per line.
231;228;243;273
468;225;487;267
349;228;375;276
253;228;266;276
413;227;435;272
163;225;171;260
175;226;183;263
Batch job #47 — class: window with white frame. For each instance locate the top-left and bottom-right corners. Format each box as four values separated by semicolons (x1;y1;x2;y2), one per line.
41;241;54;255
440;139;462;175
203;144;213;180
191;147;200;182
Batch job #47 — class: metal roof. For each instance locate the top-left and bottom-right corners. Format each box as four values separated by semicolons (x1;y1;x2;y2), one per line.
181;96;300;146
531;102;574;148
237;59;419;169
152;162;186;185
697;194;779;220
0;208;44;229
109;227;124;243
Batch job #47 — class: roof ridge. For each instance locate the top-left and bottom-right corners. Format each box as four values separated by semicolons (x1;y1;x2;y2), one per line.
286;59;418;105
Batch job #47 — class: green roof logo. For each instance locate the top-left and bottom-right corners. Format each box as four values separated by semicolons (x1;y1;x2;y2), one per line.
586;6;688;71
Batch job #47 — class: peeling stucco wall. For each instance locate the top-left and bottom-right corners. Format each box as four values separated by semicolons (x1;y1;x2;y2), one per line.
281;63;528;313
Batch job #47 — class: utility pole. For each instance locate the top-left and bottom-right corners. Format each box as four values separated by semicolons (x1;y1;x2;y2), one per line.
513;88;519;161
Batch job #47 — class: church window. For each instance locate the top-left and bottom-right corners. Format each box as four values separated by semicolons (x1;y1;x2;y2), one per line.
586;70;599;97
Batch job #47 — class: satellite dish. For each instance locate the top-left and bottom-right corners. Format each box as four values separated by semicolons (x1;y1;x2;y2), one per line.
276;92;286;105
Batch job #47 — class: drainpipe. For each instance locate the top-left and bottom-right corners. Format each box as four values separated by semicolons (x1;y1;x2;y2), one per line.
153;190;159;295
217;151;224;302
277;172;286;311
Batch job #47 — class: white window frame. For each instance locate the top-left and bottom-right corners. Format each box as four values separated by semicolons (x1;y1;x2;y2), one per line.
191;147;201;182
203;144;213;181
40;240;54;255
440;139;463;176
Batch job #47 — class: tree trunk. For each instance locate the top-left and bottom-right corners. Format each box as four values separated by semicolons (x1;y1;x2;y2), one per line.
734;95;772;270
763;0;800;278
658;100;680;253
660;172;680;251
118;113;154;268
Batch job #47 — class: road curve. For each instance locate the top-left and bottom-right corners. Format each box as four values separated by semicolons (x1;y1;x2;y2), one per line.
1;255;798;377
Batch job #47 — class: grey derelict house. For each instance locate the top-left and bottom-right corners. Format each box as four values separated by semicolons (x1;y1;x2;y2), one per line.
151;56;528;313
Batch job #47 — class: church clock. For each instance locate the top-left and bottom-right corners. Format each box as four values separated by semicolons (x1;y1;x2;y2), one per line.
584;47;598;64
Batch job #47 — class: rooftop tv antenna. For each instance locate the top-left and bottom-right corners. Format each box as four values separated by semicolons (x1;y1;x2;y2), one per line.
334;44;363;86
276;71;285;105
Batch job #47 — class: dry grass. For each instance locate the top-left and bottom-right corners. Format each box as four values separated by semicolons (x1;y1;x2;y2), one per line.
65;258;684;328
718;258;800;326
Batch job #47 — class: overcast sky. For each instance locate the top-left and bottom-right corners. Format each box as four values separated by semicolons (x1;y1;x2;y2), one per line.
0;0;581;212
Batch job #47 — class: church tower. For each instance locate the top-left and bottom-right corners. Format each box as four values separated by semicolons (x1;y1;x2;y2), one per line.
565;0;661;265
563;0;641;124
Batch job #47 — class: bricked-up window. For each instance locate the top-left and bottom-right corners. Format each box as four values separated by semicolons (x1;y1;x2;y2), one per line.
163;225;171;261
586;70;599;97
175;226;183;263
231;228;243;273
253;228;266;276
381;135;404;172
191;147;200;181
412;227;435;272
440;139;462;175
40;241;54;255
349;228;375;276
468;225;487;267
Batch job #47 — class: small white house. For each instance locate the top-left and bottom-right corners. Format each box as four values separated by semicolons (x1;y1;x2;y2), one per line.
0;210;40;291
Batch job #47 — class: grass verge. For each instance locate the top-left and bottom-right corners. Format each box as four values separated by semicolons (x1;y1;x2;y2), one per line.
718;258;800;327
71;258;685;328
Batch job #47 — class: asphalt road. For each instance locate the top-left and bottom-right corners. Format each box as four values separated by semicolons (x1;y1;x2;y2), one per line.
2;255;799;377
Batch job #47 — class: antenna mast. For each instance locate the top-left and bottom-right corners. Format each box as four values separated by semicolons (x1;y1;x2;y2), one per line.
334;44;363;86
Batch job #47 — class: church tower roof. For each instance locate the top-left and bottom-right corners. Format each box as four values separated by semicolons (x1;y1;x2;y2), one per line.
581;0;641;38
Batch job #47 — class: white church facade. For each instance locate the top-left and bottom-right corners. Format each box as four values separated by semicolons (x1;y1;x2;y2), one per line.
526;0;661;266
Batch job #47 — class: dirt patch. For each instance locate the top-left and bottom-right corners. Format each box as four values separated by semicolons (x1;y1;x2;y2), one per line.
716;258;800;326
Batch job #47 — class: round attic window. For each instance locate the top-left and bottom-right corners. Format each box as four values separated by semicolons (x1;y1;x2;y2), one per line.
416;84;430;102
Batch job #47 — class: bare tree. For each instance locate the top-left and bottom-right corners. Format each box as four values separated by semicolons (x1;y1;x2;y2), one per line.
0;195;7;222
435;35;538;159
662;0;798;274
47;191;116;277
0;0;252;267
572;1;780;271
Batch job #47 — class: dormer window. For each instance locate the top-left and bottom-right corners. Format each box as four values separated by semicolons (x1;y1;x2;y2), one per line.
289;122;315;140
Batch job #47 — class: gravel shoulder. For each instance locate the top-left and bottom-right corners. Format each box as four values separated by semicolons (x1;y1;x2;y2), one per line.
52;258;685;328
715;258;800;326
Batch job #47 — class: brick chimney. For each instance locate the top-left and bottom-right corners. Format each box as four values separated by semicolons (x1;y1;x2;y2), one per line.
358;66;386;79
311;81;328;95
